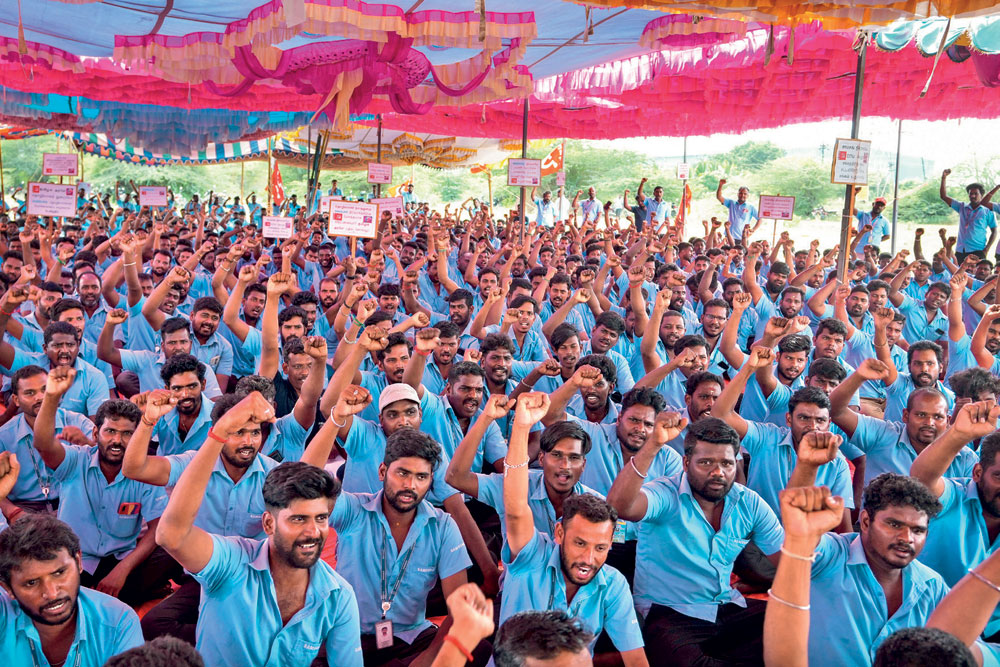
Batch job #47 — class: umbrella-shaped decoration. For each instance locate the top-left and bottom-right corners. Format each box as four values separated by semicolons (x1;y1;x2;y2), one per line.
639;14;752;50
874;16;1000;87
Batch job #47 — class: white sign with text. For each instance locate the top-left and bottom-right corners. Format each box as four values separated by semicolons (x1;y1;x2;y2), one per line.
27;182;77;217
507;159;541;187
367;163;393;185
262;216;295;239
139;186;168;207
42;153;79;177
328;200;379;238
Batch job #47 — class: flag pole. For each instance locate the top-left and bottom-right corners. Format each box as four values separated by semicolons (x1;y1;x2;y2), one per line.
519;98;528;245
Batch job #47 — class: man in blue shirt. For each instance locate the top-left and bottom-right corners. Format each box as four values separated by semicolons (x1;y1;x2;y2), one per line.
497;391;647;665
154;391;363;667
0;514;144;666
716;179;760;243
33;366;180;607
941;169;997;261
888;262;950;345
637;177;670;225
607;414;783;665
328;179;343;197
855;196;891;255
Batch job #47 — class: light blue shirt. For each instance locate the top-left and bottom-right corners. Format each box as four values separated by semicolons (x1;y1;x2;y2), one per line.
483;325;549;363
947;333;1000;383
332;491;471;641
5;351;109;416
125;297;159;352
884;373;955;423
192;330;234;377
119;349;222;398
579;343;634;393
0;587;143;666
896;294;948;345
192;535;362;667
953;201;996;252
850;414;977;486
643;197;670;224
845;329;907;399
567;395;620;426
808;532;949;666
919;477;1000;637
0;409;93;502
855;210;891;250
151;392;215;456
260;413;310;463
167;451;279;539
500;531;643;654
420;391;507;472
339;416;458;505
723;198;758;240
52;445;168;573
475;469;603;538
634;474;783;619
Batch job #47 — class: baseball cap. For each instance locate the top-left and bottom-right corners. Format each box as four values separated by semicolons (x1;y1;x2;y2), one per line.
378;383;420;413
874;197;887;205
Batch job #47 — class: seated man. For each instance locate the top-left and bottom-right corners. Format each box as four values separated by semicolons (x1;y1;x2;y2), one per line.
0;514;143;665
608;415;783;665
497;391;647;666
493;610;595;667
154;392;362;666
33;366;180;607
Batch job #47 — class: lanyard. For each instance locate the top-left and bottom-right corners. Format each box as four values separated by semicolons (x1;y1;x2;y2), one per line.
29;640;82;667
379;535;415;619
28;445;54;501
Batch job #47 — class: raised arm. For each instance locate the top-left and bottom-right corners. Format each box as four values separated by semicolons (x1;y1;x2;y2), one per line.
911;401;1000;497
712;347;773;438
121;390;177;486
640;290;671;374
142;266;190;331
32;366;79;470
97;308;128;368
222;264;256;343
948;272;969;342
258;272;294;379
830;359;891;438
888;261;918;308
787;432;852;532
503;392;549;558
300;385;371;466
972;305;1000;370
541;289;590;341
445;395;511;498
607;411;686;522
927;546;1000;653
871;306;899;386
156;392;275;574
715;178;727;205
318;327;387;416
939;169;954;207
742;245;765;304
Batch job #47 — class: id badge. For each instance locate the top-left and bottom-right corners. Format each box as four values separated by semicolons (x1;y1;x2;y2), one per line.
375;620;394;649
612;519;627;544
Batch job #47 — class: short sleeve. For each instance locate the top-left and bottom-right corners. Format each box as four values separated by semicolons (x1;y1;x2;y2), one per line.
950;200;963;213
140;484;169;522
748;494;784;555
603;572;644;652
110;606;145;655
192;534;251;593
84;369;108;414
241;327;262;356
830;458;856;509
504;529;546;571
436;514;473;580
216;341;234;376
342;418;381;457
331;491;364;534
482;421;507;466
851;414;898;454
50;444;88;483
118;349;145;373
741;421;780;458
640;478;678;522
325;583;364;667
268;414;309;461
166;451;198;487
811;533;847;579
475;472;503;509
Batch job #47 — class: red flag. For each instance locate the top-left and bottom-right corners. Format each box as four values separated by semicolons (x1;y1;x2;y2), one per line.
540;142;564;176
269;157;285;207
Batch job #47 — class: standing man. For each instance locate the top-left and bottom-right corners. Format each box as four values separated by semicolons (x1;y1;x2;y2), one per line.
855;196;891;255
574;187;601;224
941;169;997;262
529;188;556;228
637;178;670;226
716;179;760;244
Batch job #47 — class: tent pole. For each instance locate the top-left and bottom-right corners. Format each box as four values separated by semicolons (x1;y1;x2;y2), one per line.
837;35;867;281
376;114;383;199
891;119;902;254
0;140;5;212
240;161;245;204
519;97;528;244
267;137;272;213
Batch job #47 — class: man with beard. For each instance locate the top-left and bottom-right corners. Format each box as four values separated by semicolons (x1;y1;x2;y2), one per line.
0;514;144;665
98;312;222;398
832;360;976;485
154;392;362;666
854;196;891;255
804;473;947;665
948;274;1000;382
446;395;600;542
889;262;950;345
695;298;731;377
566;355;619;425
0;304;111;418
637;178;670;225
607;415;783;665
573;186;602;224
330;427;474;666
147;249;172;285
404;330;506;472
144;354;216;456
546;369;680;585
530;188;556;228
122;389;289;642
640;290;693;379
420;321;461;394
713;349;854;528
576;311;634;393
513;323;582;395
636;334;710;408
841;298;908;418
221;264;272;379
967;303;1000;378
941;170;997;262
495;391;647;665
474;293;549;364
744;243;791;306
0;365;94;513
185;297;233;389
716;180;760;244
879;340;955;423
539;273;587;334
31;366;179;606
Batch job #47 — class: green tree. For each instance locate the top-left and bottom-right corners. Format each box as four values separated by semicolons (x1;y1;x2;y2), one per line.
751;157;841;218
896;180;955;225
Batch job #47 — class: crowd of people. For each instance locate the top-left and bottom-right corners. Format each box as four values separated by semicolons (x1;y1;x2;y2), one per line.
1;171;1000;666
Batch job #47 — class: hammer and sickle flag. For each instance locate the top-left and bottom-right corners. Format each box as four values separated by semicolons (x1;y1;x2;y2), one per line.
540;142;564;176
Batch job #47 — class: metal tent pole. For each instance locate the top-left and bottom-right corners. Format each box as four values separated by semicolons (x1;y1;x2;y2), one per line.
519;98;528;244
891;119;902;254
837;36;867;281
376;114;383;198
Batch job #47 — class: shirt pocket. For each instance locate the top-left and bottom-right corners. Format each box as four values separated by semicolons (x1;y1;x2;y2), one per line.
713;535;749;564
106;512;142;539
243;513;264;539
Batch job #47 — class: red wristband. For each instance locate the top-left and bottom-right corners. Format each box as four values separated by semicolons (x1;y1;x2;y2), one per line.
443;634;474;662
207;428;227;444
415;348;433;356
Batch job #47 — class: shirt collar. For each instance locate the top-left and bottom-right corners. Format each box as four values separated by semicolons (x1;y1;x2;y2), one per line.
248;538;342;599
87;447;127;484
212;448;268;480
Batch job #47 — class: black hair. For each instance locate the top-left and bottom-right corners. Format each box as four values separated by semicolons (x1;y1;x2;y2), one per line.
868;279;891;293
685;371;724;397
948;368;1000;401
509;294;538;313
377;332;412;364
447;289;475;307
778;334;812;355
594;311;626;334
447;360;486;384
862;473;942;519
11;364;47;395
104;636;206;667
191;296;223;316
480;333;516;357
769;261;791;276
434;321;461;339
160;353;206;385
43;321;79;346
39;280;64;295
262;461;340;512
873;627;975;667
576;354;616;386
980;432;1000;470
673;334;708;356
278;305;307;328
211;393;243;421
550;323;580;351
539;420;592;456
377;283;402;298
908;340;943;365
383;427;442;471
161;317;191;338
562;493;617;527
816;318;849;338
494;611;594;667
245;283;267;298
703;298;730;314
906;387;949;412
0;514;81;586
850;284;870;296
621;386;666;414
94;399;142;431
788;386;831;415
549;272;572;288
967;183;986;196
364;311;394;328
235;375;277;402
49;298;84;322
928;281;953;299
807;358;847;384
683;416;739;456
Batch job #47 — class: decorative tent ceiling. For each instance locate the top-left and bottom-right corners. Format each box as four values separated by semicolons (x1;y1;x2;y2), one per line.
0;1;999;151
874;15;1000;86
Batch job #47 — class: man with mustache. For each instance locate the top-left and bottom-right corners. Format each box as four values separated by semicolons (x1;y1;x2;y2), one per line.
608;414;783;665
154;392;362;666
31;365;179;606
566;355;619;425
511;323;582;396
946;274;1000;383
909;401;1000;641
579;311;634;393
0;514;144;665
494;391;648;666
0;366;94;513
879;340;955;423
636;334;711;408
889;262;951;345
831;360;976;486
330;427;476;666
419;321;461;395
